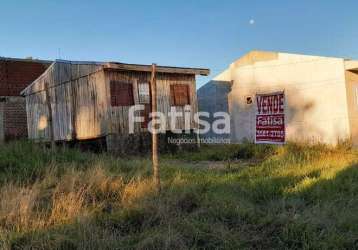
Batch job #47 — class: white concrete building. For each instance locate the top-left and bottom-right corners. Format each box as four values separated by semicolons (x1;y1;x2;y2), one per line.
201;50;358;145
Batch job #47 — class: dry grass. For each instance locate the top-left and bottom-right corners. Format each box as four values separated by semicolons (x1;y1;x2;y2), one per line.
0;141;358;249
0;144;153;249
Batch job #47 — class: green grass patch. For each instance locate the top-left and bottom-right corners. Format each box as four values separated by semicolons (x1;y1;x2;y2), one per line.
164;142;276;162
0;140;358;249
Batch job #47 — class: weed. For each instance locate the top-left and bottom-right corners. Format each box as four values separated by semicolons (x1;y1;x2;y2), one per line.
0;141;357;249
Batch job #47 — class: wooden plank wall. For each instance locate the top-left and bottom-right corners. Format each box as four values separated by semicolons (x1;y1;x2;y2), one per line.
25;62;198;142
25;62;106;141
25;63;54;141
73;70;108;140
105;70;197;135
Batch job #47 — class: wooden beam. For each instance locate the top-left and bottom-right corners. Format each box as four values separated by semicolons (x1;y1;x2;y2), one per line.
104;63;210;76
150;63;160;193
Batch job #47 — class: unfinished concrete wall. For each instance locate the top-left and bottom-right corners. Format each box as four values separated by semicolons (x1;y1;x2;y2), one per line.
198;69;232;139
344;68;358;146
229;51;350;145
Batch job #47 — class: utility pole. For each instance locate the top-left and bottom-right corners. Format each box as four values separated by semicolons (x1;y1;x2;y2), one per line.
150;63;160;193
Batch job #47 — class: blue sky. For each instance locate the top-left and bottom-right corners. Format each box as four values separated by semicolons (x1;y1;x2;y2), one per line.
1;0;358;88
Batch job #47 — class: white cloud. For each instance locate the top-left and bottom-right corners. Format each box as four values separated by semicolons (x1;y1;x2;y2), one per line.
249;19;255;25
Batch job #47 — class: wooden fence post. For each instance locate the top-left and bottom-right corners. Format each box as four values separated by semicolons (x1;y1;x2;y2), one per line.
71;80;77;141
150;63;160;193
44;81;55;150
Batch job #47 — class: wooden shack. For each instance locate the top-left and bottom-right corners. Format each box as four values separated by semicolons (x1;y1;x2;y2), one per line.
20;60;209;153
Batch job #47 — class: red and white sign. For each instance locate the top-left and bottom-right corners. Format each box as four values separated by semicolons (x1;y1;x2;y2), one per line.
255;92;285;144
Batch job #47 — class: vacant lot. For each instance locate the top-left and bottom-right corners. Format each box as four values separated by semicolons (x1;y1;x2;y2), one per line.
0;141;357;249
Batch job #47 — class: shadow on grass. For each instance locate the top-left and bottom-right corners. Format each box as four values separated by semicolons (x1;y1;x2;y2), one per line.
4;140;358;249
7;162;358;249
